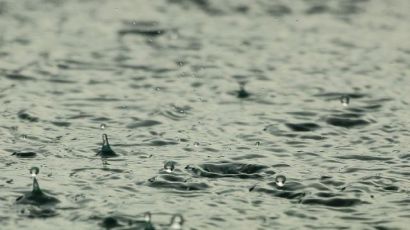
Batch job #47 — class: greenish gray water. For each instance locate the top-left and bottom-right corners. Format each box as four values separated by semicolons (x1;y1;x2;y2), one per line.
1;0;410;229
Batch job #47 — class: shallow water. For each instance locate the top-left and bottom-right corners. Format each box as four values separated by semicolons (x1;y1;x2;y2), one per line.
1;0;410;229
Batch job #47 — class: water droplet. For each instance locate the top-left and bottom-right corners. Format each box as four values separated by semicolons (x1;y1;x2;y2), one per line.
170;214;184;230
154;87;161;91
21;134;27;139
255;141;261;146
193;142;200;147
30;167;40;177
164;161;176;173
340;95;350;106
144;212;152;223
100;123;106;130
132;21;136;25
275;175;286;187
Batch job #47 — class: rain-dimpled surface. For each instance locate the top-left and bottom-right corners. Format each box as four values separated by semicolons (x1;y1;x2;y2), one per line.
1;0;410;229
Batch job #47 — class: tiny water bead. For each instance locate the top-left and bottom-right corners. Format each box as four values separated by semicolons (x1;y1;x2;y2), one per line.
340;95;350;106
170;214;184;230
164;161;176;173
97;134;118;158
275;175;286;187
193;142;200;147
100;123;106;130
30;167;40;177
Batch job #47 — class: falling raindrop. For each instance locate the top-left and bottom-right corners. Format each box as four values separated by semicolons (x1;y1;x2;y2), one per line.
275;175;286;187
340;95;350;106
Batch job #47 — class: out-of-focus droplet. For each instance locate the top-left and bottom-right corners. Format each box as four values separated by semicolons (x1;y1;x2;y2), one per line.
193;142;200;147
340;95;350;106
100;123;106;130
144;212;152;222
275;175;286;187
170;214;184;230
255;141;261;146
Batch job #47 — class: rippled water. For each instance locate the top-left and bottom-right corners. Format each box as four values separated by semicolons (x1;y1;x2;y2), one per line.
1;0;410;229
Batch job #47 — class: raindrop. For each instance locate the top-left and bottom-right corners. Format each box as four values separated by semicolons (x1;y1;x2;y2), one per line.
30;167;40;178
100;123;106;130
144;212;152;223
170;214;184;230
340;95;350;106
275;175;286;187
164;161;176;173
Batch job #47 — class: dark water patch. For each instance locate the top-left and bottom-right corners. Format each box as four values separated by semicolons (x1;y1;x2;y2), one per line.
231;154;266;160
335;155;392;161
47;78;76;84
285;123;320;132
5;73;36;81
186;162;268;179
326;117;370;128
118;20;167;37
305;4;331;15
265;4;292;17
287;111;318;117
51;121;71;127
19;207;58;218
146;140;178;146
17;110;39;122
127;120;161;129
251;187;306;200
147;176;209;191
12;152;37;158
301;198;365;207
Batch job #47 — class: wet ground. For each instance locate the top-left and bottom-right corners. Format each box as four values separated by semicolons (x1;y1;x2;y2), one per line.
1;0;410;229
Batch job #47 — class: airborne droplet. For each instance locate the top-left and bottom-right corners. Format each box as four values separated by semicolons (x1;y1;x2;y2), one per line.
340;95;350;106
30;167;40;178
275;175;286;187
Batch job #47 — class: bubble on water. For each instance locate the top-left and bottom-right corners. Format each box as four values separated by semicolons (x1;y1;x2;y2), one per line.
30;167;40;177
193;142;200;147
275;175;286;187
340;95;350;106
164;161;176;173
100;123;106;130
170;214;184;230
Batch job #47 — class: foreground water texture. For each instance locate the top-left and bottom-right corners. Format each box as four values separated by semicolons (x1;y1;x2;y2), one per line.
1;0;410;229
